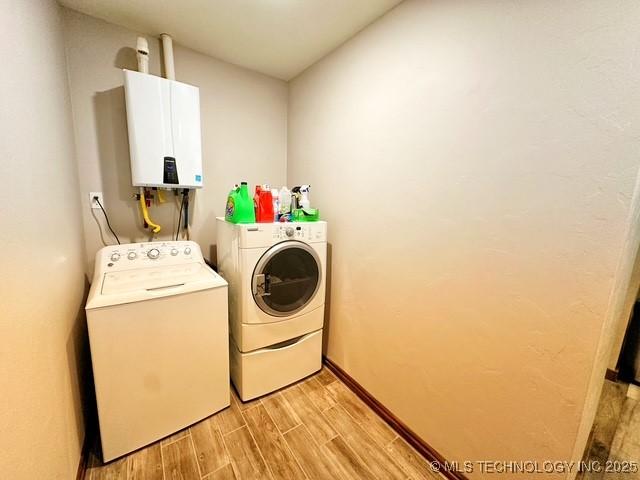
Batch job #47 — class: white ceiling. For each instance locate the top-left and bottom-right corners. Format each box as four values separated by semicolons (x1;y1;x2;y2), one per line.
58;0;403;80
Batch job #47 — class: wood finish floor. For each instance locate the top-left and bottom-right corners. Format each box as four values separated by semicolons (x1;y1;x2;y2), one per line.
85;367;442;480
580;379;640;480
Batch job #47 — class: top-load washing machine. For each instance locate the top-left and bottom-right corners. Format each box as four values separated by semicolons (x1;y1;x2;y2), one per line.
85;240;229;461
216;218;327;400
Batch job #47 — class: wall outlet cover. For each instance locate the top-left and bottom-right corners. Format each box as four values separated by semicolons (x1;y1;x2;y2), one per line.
90;192;104;209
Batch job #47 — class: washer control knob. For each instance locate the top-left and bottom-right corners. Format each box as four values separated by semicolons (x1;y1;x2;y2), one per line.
170;248;179;256
147;248;160;260
127;251;137;260
285;227;294;237
110;253;120;262
184;247;192;255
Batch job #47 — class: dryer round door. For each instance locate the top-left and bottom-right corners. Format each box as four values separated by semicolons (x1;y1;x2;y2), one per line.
252;241;321;317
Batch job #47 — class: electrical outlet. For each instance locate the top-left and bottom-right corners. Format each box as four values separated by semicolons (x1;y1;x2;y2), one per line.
90;192;104;209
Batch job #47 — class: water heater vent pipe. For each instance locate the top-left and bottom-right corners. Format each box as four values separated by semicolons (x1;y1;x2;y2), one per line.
136;37;149;74
134;35;161;234
161;33;175;80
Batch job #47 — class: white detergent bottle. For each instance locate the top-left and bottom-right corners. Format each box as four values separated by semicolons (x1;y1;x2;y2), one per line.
299;185;311;209
279;186;291;214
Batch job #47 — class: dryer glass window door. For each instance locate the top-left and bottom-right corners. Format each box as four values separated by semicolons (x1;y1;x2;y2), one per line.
252;241;321;317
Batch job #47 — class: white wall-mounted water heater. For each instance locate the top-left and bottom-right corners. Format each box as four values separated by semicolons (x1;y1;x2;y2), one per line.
123;69;203;189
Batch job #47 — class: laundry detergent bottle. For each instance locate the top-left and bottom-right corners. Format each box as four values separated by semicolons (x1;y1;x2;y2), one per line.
254;185;274;223
225;182;255;223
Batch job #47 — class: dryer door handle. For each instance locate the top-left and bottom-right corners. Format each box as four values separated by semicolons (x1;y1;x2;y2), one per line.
252;273;271;297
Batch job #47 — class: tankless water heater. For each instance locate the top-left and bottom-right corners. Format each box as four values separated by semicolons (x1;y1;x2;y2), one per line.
123;69;203;189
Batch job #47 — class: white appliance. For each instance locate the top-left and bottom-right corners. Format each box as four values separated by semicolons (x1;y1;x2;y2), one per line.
85;241;228;461
123;69;203;189
216;219;327;400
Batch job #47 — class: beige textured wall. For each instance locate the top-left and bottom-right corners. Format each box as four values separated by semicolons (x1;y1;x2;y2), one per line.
572;170;640;468
0;1;88;479
62;9;288;273
288;0;640;475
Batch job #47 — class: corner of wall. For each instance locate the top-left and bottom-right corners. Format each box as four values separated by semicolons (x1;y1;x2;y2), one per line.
569;163;640;474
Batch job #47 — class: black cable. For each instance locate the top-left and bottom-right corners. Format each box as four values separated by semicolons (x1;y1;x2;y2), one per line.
183;188;189;231
175;192;185;241
95;197;121;245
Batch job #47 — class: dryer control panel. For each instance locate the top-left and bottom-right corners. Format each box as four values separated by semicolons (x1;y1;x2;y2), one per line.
271;223;325;242
218;218;327;249
96;240;203;272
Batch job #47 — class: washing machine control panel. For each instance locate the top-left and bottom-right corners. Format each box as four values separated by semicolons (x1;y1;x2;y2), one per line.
99;241;203;271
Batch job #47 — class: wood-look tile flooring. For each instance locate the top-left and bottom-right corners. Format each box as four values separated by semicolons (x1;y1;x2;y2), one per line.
85;367;442;480
579;379;640;480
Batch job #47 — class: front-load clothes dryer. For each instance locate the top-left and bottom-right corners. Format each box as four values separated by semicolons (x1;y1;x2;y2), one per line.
85;241;229;462
216;218;327;400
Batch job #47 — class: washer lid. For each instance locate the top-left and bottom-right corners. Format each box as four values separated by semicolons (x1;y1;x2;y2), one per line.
86;262;227;309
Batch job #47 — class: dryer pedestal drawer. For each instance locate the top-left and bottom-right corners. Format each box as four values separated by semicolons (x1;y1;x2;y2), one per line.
231;329;322;401
235;305;324;352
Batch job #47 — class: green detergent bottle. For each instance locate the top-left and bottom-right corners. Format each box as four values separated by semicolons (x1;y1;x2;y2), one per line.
225;182;255;223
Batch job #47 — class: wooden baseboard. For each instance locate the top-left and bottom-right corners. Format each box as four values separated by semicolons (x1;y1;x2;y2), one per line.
605;368;618;382
323;357;469;480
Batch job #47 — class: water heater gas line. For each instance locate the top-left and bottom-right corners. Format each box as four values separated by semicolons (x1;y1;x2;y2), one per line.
161;33;175;81
139;190;161;233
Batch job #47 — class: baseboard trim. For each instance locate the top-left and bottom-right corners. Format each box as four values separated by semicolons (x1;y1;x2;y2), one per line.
323;357;468;480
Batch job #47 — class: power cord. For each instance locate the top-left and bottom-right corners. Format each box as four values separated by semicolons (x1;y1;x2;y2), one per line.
95;196;121;245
